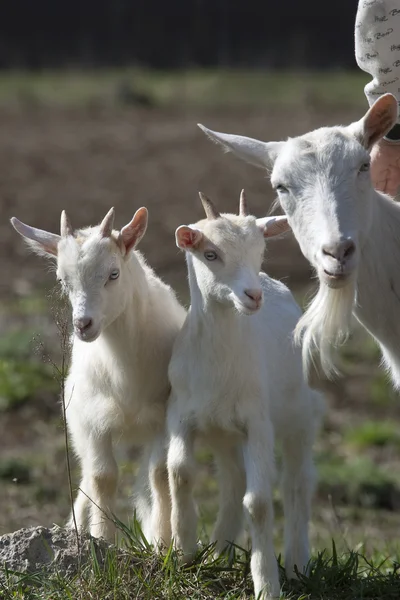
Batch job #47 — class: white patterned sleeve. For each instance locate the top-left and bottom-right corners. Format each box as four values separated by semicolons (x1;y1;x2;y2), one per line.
355;0;400;127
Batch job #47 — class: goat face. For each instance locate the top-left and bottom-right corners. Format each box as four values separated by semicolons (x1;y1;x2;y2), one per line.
270;132;372;289
57;206;148;342
10;206;149;344
176;194;290;316
176;215;266;316
57;234;126;342
198;94;398;291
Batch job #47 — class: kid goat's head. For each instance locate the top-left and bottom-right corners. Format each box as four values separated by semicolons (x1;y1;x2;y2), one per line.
11;207;148;342
198;94;398;375
176;190;290;315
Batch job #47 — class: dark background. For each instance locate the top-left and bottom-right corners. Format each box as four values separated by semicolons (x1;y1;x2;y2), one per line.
0;0;357;70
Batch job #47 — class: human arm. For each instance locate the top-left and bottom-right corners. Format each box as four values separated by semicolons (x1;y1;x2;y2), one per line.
355;0;400;195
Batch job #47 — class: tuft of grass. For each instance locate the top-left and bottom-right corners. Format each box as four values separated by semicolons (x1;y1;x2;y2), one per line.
345;420;400;449
0;521;253;599
294;542;400;600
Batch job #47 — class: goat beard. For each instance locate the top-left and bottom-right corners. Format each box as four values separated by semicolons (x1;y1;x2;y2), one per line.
294;275;357;381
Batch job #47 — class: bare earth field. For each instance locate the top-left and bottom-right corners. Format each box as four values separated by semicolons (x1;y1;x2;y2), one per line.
1;84;400;568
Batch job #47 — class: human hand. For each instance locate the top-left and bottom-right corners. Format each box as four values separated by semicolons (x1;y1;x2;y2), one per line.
370;139;400;198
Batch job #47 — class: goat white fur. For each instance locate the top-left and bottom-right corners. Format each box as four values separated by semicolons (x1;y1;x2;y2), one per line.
11;207;186;542
197;94;400;384
167;192;323;600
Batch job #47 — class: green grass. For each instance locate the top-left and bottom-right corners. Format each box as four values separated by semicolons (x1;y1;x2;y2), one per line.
0;358;56;412
0;328;58;412
0;68;369;110
2;528;400;600
345;420;400;450
0;458;31;484
369;371;399;406
317;454;400;511
340;335;381;367
0;294;48;319
0;291;68;412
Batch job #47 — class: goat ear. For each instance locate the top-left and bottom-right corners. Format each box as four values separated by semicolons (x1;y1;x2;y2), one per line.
349;93;398;150
198;124;285;169
175;226;203;251
10;217;60;258
119;207;148;253
256;215;291;238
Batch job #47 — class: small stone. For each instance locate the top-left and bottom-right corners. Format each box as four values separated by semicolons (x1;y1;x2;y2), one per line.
0;525;115;578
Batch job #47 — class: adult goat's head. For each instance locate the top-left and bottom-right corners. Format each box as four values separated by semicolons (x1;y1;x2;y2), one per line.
199;94;398;375
11;207;148;342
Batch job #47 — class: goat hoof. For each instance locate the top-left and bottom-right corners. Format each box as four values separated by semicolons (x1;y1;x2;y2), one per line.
179;551;196;566
285;558;309;581
177;543;200;566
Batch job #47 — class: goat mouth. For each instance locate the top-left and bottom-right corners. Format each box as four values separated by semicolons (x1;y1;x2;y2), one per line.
235;301;261;316
323;269;346;280
322;269;351;289
75;328;100;343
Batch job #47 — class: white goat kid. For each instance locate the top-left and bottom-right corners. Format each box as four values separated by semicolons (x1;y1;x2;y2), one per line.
198;94;400;383
167;191;322;599
11;207;186;542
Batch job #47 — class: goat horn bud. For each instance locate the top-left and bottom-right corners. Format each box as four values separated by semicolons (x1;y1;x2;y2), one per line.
100;207;115;238
60;210;73;238
239;189;249;216
198;192;220;220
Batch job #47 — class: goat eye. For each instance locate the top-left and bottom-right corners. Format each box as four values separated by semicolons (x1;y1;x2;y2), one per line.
275;184;289;193
359;162;370;173
109;269;120;280
204;250;217;261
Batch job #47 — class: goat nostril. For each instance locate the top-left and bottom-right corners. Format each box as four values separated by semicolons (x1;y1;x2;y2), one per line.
75;318;92;332
83;319;92;331
343;240;355;258
322;246;334;258
322;239;356;262
244;289;262;303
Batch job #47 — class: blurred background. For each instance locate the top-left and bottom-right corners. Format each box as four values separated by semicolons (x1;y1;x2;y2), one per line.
1;0;399;558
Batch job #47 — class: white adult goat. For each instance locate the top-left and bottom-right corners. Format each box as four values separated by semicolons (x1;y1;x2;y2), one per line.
198;94;400;383
11;207;186;542
167;191;323;599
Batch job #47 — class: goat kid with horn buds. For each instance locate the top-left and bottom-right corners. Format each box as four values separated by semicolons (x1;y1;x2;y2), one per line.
11;207;186;544
166;191;323;600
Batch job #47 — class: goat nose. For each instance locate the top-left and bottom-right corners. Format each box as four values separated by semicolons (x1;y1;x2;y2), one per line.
322;239;355;262
244;288;262;303
74;317;92;332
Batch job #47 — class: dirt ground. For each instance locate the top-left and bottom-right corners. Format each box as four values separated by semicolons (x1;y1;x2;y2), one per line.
1;101;400;556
